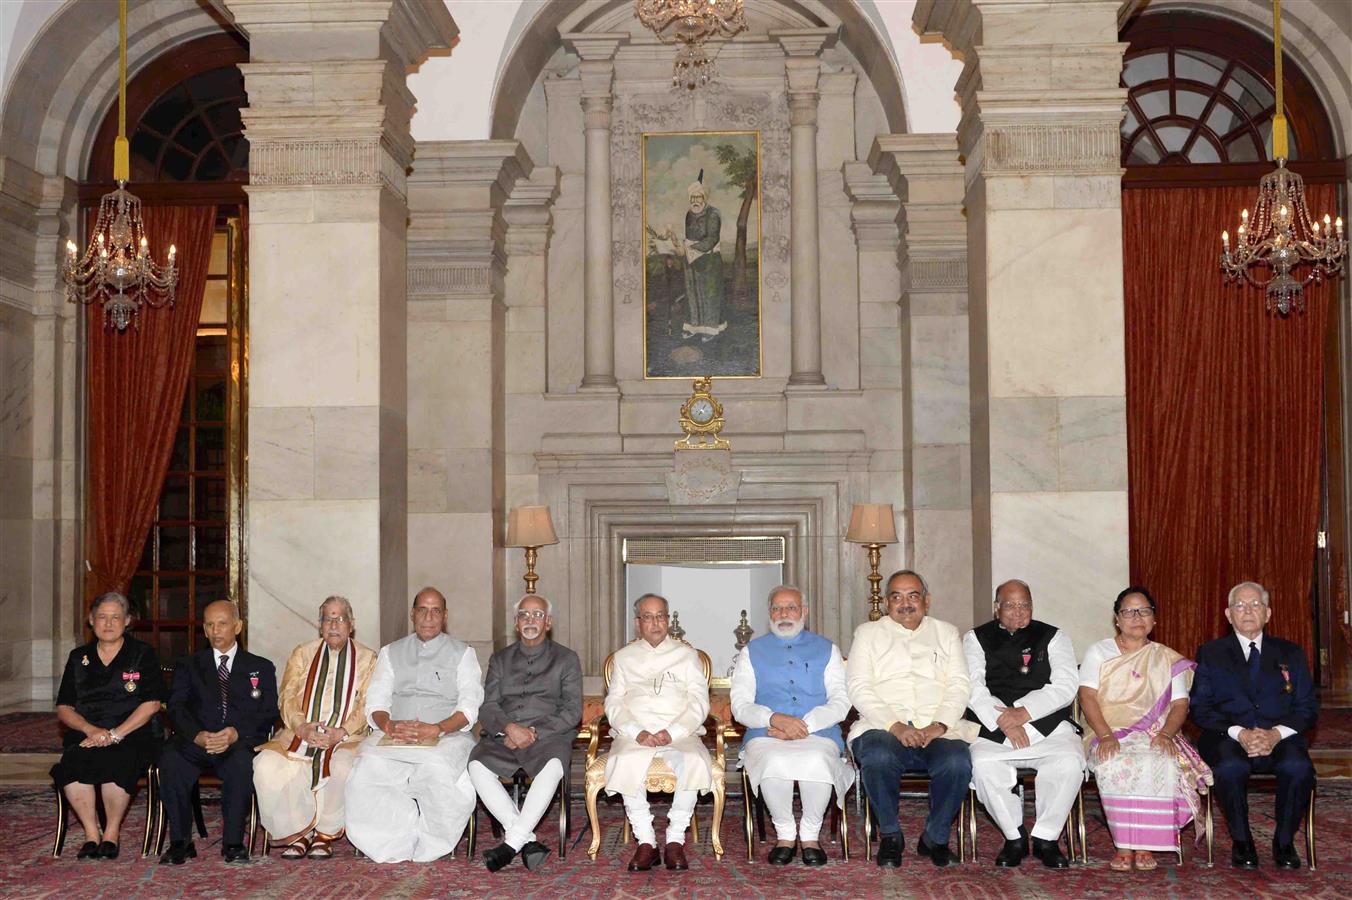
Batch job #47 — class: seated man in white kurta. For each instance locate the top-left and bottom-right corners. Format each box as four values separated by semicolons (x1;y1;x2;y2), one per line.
962;579;1083;869
604;593;711;873
344;587;483;862
730;585;853;867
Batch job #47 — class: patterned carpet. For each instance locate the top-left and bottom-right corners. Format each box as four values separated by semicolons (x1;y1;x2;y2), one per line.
3;782;1348;899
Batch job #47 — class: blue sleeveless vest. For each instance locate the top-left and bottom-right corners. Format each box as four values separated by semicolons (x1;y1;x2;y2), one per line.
743;630;843;751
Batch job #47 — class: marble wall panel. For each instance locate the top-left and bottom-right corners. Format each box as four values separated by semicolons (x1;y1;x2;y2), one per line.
989;396;1058;492
1058;396;1128;492
248;407;315;501
546;201;584;392
913;443;971;510
408;448;449;513
911;507;975;633
909;314;969;445
314;406;380;500
408;511;495;644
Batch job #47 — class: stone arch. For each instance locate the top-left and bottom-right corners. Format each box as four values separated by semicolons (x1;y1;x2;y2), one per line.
0;0;234;181
488;0;911;140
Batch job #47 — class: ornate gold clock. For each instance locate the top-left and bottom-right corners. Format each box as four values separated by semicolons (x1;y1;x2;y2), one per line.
676;376;730;450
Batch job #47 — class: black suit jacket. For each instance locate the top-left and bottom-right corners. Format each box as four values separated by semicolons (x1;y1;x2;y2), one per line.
166;647;278;752
1190;633;1318;754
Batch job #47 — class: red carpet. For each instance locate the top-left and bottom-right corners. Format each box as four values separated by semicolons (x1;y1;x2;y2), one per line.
3;782;1348;898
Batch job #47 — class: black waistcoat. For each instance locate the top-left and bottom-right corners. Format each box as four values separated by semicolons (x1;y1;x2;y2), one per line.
963;619;1073;743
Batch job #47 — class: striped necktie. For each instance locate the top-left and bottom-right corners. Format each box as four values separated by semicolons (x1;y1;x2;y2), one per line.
217;653;230;717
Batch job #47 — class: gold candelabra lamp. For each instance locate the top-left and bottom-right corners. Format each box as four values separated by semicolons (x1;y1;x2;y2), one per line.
505;505;559;595
846;503;898;621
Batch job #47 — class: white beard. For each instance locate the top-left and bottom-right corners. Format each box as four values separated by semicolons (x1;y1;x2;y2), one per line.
773;618;806;639
520;625;543;641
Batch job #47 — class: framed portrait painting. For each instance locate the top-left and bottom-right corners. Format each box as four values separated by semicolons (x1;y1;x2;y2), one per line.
642;130;761;378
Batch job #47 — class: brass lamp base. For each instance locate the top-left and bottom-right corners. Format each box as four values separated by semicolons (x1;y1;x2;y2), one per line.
865;543;884;621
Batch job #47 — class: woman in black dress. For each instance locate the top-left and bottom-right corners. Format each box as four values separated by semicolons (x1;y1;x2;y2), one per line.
52;591;165;859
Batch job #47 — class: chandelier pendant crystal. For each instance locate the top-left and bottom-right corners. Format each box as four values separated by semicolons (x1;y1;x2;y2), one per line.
63;0;176;331
634;0;747;91
1219;0;1346;315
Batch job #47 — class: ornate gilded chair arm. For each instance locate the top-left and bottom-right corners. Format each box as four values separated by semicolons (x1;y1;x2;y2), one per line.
584;713;606;764
706;713;726;764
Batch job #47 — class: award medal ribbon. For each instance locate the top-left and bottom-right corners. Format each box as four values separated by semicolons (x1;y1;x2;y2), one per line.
122;670;141;693
1019;649;1032;675
1280;663;1293;694
249;672;262;700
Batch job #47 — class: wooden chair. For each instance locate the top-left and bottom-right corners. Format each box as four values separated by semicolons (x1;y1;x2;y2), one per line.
962;768;1082;862
739;765;850;862
51;764;158;858
1200;779;1316;870
468;766;572;860
583;642;734;861
860;772;972;863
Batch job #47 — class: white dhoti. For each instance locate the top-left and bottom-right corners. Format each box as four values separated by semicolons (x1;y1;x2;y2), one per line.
611;746;703;846
253;744;357;843
742;736;853;842
603;734;712;797
344;731;476;862
969;730;1086;841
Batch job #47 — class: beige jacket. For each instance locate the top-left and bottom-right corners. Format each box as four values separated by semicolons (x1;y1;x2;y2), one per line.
846;616;973;743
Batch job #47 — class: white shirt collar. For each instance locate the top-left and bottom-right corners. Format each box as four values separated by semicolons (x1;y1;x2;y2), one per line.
216;643;238;670
1235;631;1264;657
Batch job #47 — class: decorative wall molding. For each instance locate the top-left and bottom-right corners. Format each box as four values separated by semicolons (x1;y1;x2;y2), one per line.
407;263;492;296
249;138;408;196
906;256;968;293
981;122;1121;176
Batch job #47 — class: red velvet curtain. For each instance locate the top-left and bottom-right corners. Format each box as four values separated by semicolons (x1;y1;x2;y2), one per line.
1123;184;1336;667
88;204;217;600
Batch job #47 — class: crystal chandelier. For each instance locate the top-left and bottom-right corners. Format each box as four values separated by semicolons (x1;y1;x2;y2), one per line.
634;0;747;91
63;0;176;331
1220;0;1345;315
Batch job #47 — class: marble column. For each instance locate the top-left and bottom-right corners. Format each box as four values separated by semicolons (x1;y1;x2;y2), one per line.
562;33;627;393
773;29;835;389
229;0;458;662
915;0;1129;653
406;141;530;663
870;135;974;626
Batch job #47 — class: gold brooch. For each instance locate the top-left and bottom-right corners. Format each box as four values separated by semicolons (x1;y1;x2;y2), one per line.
81;655;89;666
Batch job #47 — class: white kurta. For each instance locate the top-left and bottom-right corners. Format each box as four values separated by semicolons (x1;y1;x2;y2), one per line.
603;637;712;797
729;643;854;801
345;634;483;862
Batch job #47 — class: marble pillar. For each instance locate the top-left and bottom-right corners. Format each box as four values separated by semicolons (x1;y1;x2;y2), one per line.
406;141;530;663
773;29;835;389
870;135;975;627
230;0;457;663
915;0;1129;655
562;33;627;393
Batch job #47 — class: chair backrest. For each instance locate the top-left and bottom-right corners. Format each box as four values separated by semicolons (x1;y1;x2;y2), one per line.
602;639;712;690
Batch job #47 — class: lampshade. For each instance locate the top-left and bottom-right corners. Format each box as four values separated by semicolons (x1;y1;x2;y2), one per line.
505;505;559;548
845;503;897;545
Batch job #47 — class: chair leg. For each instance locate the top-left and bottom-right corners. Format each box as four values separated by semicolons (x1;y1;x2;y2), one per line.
557;778;569;860
468;801;479;859
191;783;207;838
248;792;258;855
839;788;850;861
690;803;699;845
140;768;156;858
1306;785;1316;870
585;777;604;861
1076;784;1087;864
52;783;67;858
960;792;971;863
741;769;754;862
863;794;873;861
1204;789;1214;867
711;774;725;860
755;784;768;842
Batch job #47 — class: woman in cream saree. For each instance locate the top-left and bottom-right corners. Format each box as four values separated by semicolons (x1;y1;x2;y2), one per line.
1079;587;1213;871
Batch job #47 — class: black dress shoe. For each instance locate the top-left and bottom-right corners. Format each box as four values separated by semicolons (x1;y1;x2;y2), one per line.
1032;837;1069;869
1230;840;1259;869
994;828;1028;867
76;841;100;860
1272;842;1301;870
917;835;955;867
801;846;828;867
97;841;120;860
520;841;550;871
767;844;796;865
483;842;517;873
875;834;904;867
158;840;196;865
222;843;249;863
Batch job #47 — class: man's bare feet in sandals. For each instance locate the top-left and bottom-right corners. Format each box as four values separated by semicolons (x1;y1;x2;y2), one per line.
1134;850;1157;870
1110;849;1133;871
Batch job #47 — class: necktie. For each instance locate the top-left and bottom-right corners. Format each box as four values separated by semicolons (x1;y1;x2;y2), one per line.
218;653;230;717
1247;641;1261;686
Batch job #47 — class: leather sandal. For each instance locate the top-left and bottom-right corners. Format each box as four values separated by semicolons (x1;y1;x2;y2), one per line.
1109;849;1133;871
1134;851;1157;871
280;836;311;860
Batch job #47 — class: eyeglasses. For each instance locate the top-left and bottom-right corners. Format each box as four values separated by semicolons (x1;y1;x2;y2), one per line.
516;609;547;621
999;603;1032;612
413;607;446;618
321;615;350;625
638;613;669;623
1229;600;1268;612
887;591;925;603
770;605;802;615
1117;607;1155;619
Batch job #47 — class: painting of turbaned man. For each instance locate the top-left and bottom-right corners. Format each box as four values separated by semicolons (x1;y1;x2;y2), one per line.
643;131;761;378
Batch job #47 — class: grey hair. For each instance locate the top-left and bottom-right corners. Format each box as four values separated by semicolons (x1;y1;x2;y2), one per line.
514;593;553;617
1227;581;1270;607
633;593;669;617
885;569;930;596
319;595;355;623
90;591;132;620
767;584;805;607
995;579;1032;604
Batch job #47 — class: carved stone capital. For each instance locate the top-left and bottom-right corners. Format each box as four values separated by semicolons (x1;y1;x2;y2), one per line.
581;94;613;130
504;167;560;256
980;119;1122;176
227;0;458;69
561;31;628;64
770;27;837;59
843;162;900;252
904;255;968;294
248;137;409;197
407;261;494;297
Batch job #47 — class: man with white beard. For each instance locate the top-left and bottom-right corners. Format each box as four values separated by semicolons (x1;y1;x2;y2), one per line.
730;585;853;866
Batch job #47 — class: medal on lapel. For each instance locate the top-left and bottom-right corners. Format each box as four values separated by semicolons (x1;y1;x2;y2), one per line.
122;670;140;693
1279;663;1293;694
249;672;262;700
81;654;89;666
1019;648;1032;675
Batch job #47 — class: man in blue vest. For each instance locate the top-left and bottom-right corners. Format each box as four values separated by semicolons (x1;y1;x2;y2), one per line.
1191;581;1318;870
963;579;1082;869
730;585;852;866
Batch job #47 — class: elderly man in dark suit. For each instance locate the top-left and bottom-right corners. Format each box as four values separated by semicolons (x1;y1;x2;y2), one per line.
467;594;582;872
158;599;278;864
1191;581;1318;871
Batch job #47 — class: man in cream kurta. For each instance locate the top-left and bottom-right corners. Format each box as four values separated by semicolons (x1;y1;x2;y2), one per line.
344;588;484;863
847;570;973;868
604;593;711;872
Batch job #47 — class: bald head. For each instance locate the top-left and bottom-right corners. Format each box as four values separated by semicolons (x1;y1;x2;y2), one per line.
202;599;242;652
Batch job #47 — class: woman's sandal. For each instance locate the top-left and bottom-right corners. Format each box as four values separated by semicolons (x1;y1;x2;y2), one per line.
307;838;333;860
1109;849;1134;871
1134;851;1157;871
280;836;311;860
